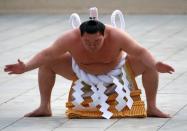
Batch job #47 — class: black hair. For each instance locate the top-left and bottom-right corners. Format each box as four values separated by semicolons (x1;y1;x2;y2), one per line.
79;20;105;36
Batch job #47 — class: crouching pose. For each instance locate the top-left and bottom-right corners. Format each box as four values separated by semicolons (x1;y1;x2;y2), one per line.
4;16;174;118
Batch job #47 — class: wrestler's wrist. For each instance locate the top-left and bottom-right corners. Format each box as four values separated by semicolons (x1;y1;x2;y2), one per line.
155;61;162;70
24;63;32;73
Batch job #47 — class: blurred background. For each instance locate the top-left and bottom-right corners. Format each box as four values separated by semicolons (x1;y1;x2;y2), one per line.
0;0;187;14
0;1;187;131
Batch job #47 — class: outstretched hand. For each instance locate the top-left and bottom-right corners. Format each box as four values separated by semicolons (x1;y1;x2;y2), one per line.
156;61;175;74
4;59;26;75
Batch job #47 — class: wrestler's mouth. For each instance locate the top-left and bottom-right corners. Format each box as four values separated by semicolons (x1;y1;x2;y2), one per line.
88;48;99;52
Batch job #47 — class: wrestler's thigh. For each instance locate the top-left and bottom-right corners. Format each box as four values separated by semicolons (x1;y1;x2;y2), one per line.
48;52;76;80
127;55;146;77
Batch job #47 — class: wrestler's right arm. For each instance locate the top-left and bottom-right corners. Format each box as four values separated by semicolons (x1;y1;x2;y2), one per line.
4;32;71;75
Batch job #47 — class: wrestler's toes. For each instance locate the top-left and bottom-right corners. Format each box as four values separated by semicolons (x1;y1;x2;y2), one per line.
24;108;52;117
147;107;171;118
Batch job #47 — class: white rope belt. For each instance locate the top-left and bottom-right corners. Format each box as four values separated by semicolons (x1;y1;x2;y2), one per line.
71;56;133;119
69;7;133;119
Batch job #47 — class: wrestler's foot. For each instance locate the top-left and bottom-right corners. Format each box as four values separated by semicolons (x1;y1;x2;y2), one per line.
24;107;52;117
147;107;171;118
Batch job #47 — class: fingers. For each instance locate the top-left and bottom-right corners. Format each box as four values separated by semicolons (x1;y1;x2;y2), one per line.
159;67;175;74
168;66;175;73
4;59;24;74
4;61;21;72
5;64;14;68
4;65;12;72
162;63;175;73
4;68;17;74
4;68;8;72
4;63;18;71
4;66;13;74
171;67;175;72
18;59;23;64
4;68;15;74
4;65;15;74
167;68;175;74
4;64;15;71
165;64;175;71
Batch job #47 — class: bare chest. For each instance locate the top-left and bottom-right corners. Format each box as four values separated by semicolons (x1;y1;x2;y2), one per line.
71;42;120;64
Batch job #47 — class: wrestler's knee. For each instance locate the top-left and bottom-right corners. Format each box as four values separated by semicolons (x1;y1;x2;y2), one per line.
144;66;158;76
127;55;146;77
39;64;54;73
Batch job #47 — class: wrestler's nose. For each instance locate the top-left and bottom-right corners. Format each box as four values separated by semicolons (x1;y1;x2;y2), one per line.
88;42;97;47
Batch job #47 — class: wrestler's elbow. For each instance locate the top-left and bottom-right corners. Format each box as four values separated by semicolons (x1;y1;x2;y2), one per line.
134;47;147;60
40;49;54;62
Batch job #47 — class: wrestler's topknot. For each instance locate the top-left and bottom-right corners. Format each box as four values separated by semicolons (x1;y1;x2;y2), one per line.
79;20;105;36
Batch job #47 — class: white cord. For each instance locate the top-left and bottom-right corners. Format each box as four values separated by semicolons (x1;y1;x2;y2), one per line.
69;13;81;29
111;10;126;30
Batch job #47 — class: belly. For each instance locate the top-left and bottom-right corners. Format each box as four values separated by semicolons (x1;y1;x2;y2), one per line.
78;54;122;75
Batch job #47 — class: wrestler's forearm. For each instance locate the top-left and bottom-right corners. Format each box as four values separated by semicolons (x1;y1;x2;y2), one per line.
24;50;53;72
139;49;157;70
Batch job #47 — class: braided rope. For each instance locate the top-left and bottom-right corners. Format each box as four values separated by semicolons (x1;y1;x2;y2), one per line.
72;57;126;85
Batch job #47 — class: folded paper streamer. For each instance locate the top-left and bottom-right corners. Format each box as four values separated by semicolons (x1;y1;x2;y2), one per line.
67;7;147;119
89;7;98;20
72;55;133;119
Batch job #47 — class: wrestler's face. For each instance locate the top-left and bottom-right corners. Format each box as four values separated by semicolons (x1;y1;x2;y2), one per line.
81;32;104;52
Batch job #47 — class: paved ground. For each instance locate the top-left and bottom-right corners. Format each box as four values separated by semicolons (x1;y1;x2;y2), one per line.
0;14;187;131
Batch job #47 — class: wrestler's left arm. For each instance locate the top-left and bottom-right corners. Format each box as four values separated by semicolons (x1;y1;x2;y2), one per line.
116;29;175;74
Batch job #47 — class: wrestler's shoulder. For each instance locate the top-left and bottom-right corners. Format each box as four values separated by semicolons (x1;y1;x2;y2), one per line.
105;25;126;37
105;25;131;42
57;29;80;42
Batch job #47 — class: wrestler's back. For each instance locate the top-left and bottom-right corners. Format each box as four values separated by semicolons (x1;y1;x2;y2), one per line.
69;26;123;75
